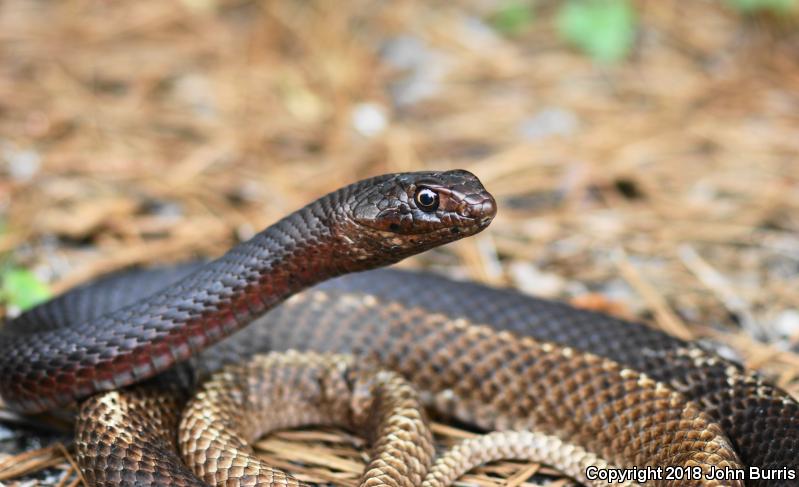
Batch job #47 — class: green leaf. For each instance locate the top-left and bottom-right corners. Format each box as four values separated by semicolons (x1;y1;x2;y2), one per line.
491;0;535;36
727;0;795;14
1;268;50;311
557;0;636;63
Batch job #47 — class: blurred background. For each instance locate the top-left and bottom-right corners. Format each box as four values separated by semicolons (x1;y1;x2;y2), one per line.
1;0;798;485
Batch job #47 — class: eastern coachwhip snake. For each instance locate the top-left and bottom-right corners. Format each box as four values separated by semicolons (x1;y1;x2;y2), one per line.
1;170;796;486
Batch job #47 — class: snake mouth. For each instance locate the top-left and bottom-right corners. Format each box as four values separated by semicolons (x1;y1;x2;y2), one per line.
408;209;495;237
453;212;495;233
415;212;494;240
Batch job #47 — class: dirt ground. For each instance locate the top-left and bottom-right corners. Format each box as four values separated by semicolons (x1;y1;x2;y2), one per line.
1;0;798;485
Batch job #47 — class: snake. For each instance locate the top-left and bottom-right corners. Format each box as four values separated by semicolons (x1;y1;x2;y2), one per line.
0;170;795;486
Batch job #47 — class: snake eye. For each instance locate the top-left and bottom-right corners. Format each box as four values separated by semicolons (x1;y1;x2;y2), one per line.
414;187;439;212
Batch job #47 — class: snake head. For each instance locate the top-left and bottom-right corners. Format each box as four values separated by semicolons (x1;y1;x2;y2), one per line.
339;169;496;265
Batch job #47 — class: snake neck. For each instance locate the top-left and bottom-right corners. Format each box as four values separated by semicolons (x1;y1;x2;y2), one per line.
202;203;368;320
0;192;386;412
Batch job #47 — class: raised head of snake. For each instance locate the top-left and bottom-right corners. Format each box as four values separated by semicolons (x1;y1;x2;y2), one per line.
0;170;495;412
329;169;497;270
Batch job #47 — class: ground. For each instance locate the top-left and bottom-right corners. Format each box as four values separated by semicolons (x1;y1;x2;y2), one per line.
1;1;798;486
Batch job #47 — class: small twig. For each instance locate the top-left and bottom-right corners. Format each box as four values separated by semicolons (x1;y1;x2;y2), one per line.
453;233;504;285
0;444;65;481
55;464;75;487
256;438;364;473
678;244;770;341
697;324;799;372
55;443;87;487
504;463;541;487
431;422;479;440
613;248;694;341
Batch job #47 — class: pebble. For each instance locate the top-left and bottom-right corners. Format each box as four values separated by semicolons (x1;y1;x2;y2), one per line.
0;424;14;442
173;73;217;120
774;309;799;338
381;36;451;107
518;107;579;141
1;141;41;182
352;103;388;137
508;261;565;298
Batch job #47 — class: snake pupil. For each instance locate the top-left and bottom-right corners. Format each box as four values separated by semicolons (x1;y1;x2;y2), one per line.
415;188;439;212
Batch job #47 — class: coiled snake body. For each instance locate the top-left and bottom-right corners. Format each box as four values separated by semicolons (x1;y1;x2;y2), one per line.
1;171;796;486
